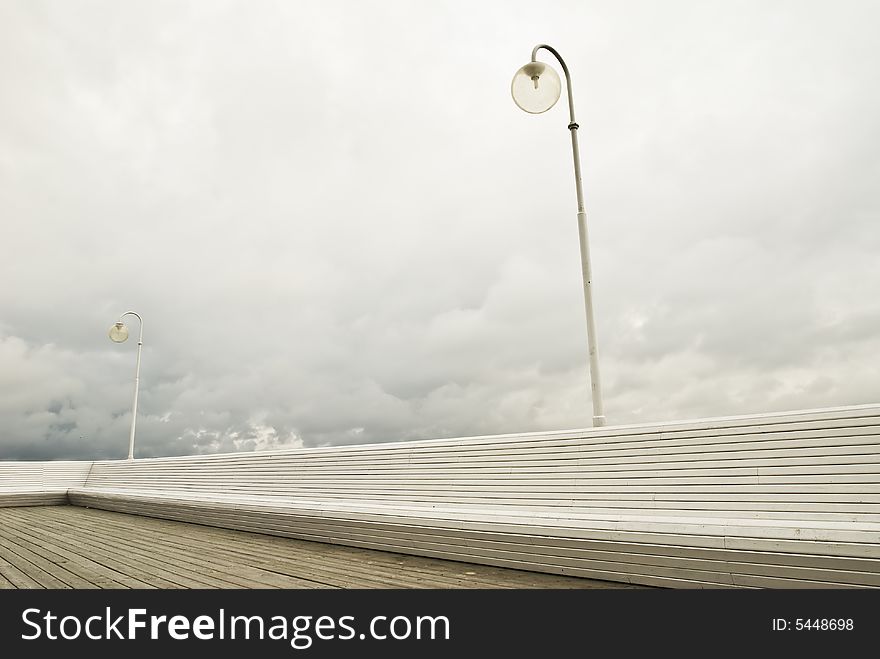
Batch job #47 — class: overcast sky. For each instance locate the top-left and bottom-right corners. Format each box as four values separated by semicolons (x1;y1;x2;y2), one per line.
1;0;878;460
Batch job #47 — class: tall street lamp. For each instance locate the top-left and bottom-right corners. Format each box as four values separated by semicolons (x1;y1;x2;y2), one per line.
109;311;143;459
511;44;607;427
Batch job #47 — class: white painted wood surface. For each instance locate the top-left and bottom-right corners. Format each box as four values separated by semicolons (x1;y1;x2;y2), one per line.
0;461;92;507
59;404;880;588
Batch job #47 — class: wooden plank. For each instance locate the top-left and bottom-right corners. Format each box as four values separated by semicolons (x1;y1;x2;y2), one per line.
8;401;878;589
10;507;339;589
67;493;880;585
65;513;465;589
7;507;617;590
52;507;598;590
0;509;178;589
75;405;880;467
78;442;880;483
0;525;97;588
81;492;876;556
0;554;44;589
24;512;260;589
51;508;403;589
0;510;142;588
67;490;880;550
66;516;330;589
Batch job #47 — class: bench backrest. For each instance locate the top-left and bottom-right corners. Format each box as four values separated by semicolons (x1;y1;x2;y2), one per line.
81;404;880;523
0;460;93;490
0;460;94;506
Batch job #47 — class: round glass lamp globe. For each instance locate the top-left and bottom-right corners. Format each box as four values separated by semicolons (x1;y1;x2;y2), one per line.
109;322;129;343
511;61;561;114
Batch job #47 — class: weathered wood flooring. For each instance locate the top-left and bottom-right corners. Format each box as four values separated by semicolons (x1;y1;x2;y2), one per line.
0;506;641;589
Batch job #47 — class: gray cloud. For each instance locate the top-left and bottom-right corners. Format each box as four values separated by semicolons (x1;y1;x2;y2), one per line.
1;0;878;460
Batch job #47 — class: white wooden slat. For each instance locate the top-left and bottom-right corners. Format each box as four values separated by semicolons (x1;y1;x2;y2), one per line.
81;457;880;476
68;489;880;539
79;426;880;468
131;439;880;469
95;447;880;473
0;461;92;507
69;488;874;556
72;404;880;467
68;489;880;588
72;481;880;509
8;403;880;587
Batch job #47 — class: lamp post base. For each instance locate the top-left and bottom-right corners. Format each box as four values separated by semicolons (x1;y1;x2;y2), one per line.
592;415;607;428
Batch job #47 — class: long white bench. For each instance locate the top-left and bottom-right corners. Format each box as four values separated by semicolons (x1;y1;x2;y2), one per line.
66;404;880;588
0;461;93;507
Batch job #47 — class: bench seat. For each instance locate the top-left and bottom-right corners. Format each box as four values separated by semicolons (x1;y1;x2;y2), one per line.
68;485;880;588
0;488;71;507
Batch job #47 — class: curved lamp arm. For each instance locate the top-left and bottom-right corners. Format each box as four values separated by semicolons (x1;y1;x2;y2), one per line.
119;311;143;345
531;44;577;128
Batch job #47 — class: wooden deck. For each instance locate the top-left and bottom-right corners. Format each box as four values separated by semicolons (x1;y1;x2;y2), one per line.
0;506;640;589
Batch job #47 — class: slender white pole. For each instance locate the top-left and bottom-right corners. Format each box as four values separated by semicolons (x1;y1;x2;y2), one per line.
531;44;606;427
121;311;143;459
571;131;606;427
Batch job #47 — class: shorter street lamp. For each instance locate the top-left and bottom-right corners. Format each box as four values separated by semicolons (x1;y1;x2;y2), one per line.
511;44;607;427
109;311;143;460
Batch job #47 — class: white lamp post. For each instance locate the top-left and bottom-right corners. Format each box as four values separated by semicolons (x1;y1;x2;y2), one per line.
109;311;143;459
511;44;607;427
